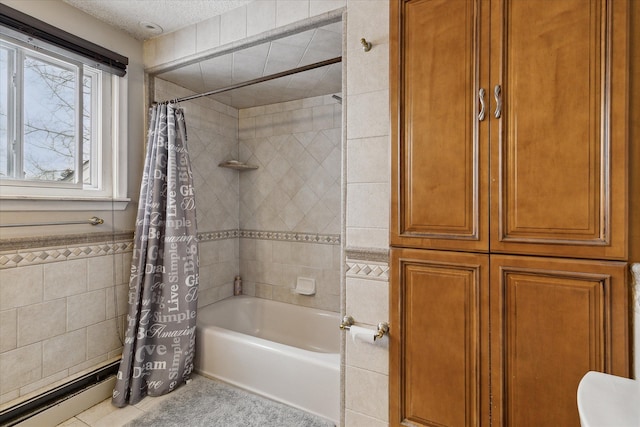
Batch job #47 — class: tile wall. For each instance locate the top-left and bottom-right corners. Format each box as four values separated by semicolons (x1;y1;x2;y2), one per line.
144;0;391;425
0;0;146;414
343;1;391;426
238;96;342;311
156;76;343;313
0;240;131;407
154;79;241;309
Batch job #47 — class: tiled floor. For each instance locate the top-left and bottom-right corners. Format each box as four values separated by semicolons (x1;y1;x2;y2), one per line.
56;382;183;427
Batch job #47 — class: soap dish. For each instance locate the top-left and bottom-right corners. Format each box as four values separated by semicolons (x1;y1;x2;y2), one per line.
292;277;316;296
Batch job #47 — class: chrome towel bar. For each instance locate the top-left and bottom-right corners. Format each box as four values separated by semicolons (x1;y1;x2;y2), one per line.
0;216;104;228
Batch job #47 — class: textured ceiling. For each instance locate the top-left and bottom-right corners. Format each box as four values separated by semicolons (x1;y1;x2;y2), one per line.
62;0;343;109
62;0;253;40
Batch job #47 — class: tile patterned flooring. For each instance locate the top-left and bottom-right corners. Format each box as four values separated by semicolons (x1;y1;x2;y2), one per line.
56;389;176;427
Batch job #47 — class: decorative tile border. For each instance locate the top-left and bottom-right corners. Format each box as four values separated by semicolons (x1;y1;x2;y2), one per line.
0;231;134;252
0;227;342;269
197;229;240;242
197;228;341;245
0;240;134;269
345;260;389;281
345;247;390;281
345;247;389;263
239;229;340;245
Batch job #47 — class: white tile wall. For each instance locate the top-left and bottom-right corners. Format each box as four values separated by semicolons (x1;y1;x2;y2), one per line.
346;277;388;326
44;260;87;299
0;343;42;396
346;136;390;184
240;238;341;311
42;330;86;377
310;0;347;16
144;1;392;425
0;265;43;310
0;309;17;353
247;1;277;37
197;238;237;308
276;0;310;27
345;410;389;427
67;290;107;331
17;300;66;347
344;1;391;426
345;365;389;422
238;94;342;235
156;77;342;312
236;95;341;312
154;79;241;234
154;79;241;309
221;5;248;45
0;244;129;407
195;16;221;53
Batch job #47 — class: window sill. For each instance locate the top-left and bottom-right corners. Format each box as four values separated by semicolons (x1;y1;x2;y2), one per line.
0;196;130;211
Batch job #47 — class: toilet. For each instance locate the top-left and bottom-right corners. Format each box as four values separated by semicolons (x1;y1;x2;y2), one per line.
577;371;640;427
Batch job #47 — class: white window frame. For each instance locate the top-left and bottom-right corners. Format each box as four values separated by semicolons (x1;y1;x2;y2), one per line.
0;37;128;211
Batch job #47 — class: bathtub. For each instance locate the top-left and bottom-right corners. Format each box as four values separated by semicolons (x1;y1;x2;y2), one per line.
194;295;340;423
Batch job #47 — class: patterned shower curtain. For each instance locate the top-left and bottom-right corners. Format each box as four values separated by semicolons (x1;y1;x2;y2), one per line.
112;103;199;407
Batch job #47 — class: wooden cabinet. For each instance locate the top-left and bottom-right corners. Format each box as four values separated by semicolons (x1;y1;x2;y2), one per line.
391;0;629;260
390;0;631;426
390;249;490;427
390;0;489;253
489;255;628;427
488;0;629;260
390;250;629;427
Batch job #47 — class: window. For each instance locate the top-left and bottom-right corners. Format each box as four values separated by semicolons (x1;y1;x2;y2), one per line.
0;4;129;210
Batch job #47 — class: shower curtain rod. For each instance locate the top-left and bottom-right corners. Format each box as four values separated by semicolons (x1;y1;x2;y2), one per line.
158;56;342;104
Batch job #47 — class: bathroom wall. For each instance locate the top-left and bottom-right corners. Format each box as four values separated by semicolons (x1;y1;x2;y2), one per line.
0;0;145;410
144;0;390;425
0;241;131;407
238;96;342;312
152;76;343;313
0;0;145;238
5;1;633;426
153;78;241;309
342;2;390;425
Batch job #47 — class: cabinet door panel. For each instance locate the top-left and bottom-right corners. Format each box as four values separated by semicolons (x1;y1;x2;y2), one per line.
490;255;628;427
490;0;629;259
391;0;489;252
390;249;489;427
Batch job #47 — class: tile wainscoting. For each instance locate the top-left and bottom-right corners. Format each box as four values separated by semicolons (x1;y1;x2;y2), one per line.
0;227;341;408
0;234;133;408
343;248;389;426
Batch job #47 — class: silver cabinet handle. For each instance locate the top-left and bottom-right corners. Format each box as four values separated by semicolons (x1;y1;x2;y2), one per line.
494;84;502;118
478;88;486;121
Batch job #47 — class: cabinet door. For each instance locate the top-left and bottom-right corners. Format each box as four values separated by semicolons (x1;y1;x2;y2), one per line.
390;248;489;427
391;0;489;252
490;255;629;427
489;0;629;260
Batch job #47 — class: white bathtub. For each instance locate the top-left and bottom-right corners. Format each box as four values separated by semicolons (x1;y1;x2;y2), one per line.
194;295;340;424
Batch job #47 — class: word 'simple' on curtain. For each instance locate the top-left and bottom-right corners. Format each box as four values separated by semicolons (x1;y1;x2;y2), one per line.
113;103;199;407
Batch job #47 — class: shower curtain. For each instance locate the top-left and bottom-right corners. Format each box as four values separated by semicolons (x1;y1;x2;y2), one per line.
112;103;199;407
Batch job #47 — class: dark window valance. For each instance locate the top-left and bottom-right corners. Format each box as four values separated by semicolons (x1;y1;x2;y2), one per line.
0;4;128;76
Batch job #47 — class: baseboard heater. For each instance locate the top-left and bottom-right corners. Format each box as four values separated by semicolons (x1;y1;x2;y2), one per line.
0;360;120;427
